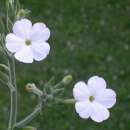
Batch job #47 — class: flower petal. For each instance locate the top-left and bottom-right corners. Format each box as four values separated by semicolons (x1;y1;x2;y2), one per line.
6;33;24;53
95;89;116;108
30;23;50;42
88;76;106;95
75;101;92;119
91;102;110;123
13;19;32;39
73;81;90;101
31;42;50;61
14;46;33;63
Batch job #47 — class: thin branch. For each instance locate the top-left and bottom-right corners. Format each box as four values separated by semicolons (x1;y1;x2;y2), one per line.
15;105;42;128
8;57;18;130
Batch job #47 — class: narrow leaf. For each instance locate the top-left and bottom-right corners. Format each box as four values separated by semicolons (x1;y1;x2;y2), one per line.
0;63;9;72
0;70;9;82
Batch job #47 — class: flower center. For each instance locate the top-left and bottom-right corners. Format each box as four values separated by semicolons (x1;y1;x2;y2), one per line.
25;40;31;46
89;96;95;102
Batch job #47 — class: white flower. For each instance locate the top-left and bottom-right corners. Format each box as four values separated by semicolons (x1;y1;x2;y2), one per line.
5;18;50;63
73;76;116;123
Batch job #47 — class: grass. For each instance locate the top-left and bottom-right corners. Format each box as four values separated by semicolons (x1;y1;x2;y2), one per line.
0;0;130;129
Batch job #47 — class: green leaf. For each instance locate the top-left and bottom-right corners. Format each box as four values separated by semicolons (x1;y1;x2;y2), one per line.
0;16;5;32
0;70;9;82
0;64;9;72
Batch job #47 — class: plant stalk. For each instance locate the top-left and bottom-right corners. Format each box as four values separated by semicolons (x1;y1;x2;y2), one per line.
8;57;18;130
15;105;42;128
5;0;18;129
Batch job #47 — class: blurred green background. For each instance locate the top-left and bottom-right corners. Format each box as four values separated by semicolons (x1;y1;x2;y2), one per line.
0;0;130;129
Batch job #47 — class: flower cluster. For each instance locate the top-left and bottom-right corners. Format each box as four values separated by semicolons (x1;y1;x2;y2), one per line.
5;18;117;124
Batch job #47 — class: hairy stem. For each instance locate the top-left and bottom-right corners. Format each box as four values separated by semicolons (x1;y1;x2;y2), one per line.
5;0;18;129
8;57;18;130
15;105;42;128
15;95;43;128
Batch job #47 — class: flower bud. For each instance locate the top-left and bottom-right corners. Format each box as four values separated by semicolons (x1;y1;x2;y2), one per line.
58;99;75;104
22;126;37;130
26;83;43;97
62;75;73;85
17;9;30;19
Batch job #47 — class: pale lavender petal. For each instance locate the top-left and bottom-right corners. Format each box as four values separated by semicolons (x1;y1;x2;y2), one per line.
14;46;33;63
75;101;92;119
30;23;50;42
5;33;24;53
31;42;50;61
95;89;116;108
88;76;106;95
13;19;32;39
73;81;90;101
90;102;110;123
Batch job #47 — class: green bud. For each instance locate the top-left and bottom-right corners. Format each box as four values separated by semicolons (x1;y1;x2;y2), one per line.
62;75;73;85
22;126;37;130
17;9;30;19
59;99;75;104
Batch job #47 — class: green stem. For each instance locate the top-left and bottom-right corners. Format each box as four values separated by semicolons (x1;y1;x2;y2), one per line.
8;87;16;130
53;81;63;89
15;105;42;128
8;57;18;130
5;0;19;129
15;95;43;128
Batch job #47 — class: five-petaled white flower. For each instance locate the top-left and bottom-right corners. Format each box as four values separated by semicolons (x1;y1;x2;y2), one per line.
6;18;50;63
73;76;116;123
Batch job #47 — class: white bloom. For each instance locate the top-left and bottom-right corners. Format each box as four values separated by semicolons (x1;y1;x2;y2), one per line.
6;18;50;63
73;76;116;123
